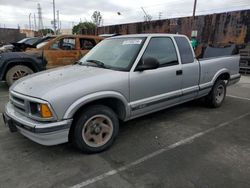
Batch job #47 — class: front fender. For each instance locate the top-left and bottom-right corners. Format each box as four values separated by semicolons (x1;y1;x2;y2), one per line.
63;91;130;120
0;52;46;80
0;60;38;81
0;62;5;80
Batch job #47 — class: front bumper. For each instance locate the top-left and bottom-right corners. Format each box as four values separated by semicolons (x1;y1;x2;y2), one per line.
3;102;73;146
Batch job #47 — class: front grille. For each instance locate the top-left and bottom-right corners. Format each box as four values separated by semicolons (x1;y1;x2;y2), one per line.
9;91;55;122
10;92;27;114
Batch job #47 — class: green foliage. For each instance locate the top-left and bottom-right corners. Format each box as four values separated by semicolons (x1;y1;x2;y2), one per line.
38;28;54;36
72;22;96;34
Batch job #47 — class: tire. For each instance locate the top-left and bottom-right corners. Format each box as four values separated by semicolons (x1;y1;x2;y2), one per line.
205;79;226;108
72;105;119;153
5;65;34;86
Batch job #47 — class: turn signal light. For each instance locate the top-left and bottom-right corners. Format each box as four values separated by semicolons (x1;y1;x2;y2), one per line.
40;104;53;118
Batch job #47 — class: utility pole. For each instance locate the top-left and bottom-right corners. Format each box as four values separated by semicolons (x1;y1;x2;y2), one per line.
57;10;60;34
37;3;44;30
192;0;197;18
29;13;32;30
33;13;37;31
191;0;198;48
158;12;162;20
52;0;56;34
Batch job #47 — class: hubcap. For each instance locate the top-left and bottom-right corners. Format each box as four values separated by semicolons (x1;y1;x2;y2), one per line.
12;70;30;81
82;115;113;147
215;85;225;103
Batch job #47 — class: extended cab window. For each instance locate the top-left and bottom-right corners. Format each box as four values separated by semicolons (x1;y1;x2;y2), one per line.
174;36;194;64
80;39;96;50
142;37;178;67
51;38;76;50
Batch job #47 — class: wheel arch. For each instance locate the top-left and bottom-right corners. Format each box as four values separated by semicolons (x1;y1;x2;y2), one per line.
2;60;40;81
212;69;230;85
63;91;130;121
66;92;129;143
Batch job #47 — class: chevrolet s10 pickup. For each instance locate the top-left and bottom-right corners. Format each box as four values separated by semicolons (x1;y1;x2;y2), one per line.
3;34;240;153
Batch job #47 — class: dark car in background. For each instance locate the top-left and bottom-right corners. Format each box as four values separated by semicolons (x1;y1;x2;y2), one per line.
0;36;54;53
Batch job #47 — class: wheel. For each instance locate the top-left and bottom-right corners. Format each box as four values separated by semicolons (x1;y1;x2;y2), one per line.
205;79;226;108
5;65;34;86
72;105;119;153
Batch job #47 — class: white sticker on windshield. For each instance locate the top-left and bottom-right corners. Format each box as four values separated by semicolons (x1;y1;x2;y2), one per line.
122;39;142;45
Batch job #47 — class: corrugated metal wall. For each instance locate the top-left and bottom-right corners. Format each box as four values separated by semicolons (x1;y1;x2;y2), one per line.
97;10;250;45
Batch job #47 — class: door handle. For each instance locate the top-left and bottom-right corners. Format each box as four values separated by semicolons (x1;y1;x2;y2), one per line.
176;70;183;75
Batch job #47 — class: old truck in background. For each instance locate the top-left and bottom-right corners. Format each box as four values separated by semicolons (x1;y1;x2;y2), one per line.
3;34;240;153
0;35;103;86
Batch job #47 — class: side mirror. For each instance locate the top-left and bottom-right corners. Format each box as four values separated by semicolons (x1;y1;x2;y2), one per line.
136;57;160;71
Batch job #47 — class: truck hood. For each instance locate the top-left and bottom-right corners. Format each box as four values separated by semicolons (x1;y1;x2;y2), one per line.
11;65;124;99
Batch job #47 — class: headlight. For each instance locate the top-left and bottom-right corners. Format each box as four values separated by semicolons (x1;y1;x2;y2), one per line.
30;102;53;119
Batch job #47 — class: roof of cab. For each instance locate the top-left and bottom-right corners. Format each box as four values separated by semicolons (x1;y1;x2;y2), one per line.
46;34;103;40
109;33;187;39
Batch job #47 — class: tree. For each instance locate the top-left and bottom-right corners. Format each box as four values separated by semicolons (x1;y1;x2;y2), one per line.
38;28;54;36
91;11;102;26
72;22;96;34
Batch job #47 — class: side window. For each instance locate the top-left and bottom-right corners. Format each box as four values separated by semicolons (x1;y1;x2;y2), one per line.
174;37;194;64
51;38;76;50
80;39;96;50
142;37;178;67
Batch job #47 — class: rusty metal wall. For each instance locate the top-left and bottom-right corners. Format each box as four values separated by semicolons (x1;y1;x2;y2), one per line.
97;10;250;45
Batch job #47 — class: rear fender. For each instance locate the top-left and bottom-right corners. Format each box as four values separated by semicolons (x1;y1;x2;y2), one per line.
212;68;230;83
199;68;230;90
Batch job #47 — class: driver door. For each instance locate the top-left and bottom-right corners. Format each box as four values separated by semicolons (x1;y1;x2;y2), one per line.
43;37;79;69
129;37;182;117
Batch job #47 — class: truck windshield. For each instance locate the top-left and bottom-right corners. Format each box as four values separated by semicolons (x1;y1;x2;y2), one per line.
18;37;41;45
80;37;146;71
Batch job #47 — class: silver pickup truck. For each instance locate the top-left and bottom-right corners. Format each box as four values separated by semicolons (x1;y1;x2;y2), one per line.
3;34;240;153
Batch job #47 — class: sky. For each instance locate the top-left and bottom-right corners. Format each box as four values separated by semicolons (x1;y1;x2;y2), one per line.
0;0;249;30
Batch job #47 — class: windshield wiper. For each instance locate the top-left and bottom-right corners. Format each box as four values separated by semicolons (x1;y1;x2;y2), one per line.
86;59;107;68
74;61;81;65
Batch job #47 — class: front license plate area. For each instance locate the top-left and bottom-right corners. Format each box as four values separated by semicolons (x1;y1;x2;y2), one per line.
2;113;18;132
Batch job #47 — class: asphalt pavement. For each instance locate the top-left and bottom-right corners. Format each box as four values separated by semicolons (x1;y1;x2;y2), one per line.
0;76;250;188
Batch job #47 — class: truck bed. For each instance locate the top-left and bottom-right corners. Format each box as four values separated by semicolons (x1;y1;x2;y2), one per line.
199;55;240;86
